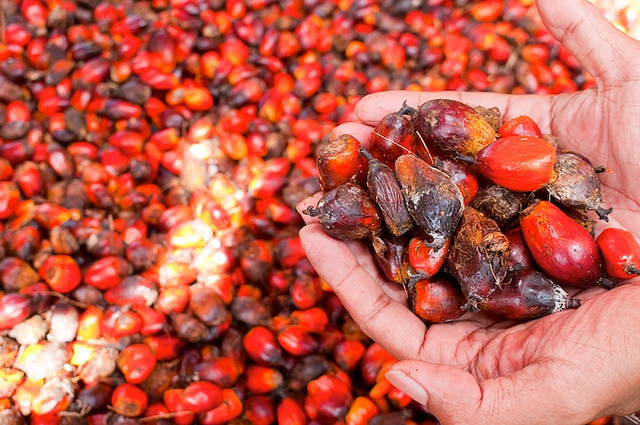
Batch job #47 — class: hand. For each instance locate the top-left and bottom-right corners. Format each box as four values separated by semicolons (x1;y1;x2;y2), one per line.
298;0;640;424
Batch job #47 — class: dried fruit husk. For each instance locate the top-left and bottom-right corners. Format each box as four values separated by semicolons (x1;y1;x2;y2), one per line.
474;105;502;132
370;230;416;285
447;207;510;306
395;154;464;252
303;183;382;241
479;269;580;320
408;275;467;323
413;99;497;156
470;184;527;228
547;151;611;220
362;149;413;236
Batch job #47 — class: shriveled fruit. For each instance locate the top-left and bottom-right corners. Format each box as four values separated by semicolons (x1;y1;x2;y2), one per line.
470;184;527;228
475;135;556;192
520;200;604;287
479;269;580;320
547;150;611;220
370;231;414;285
447;207;510;306
413;98;497;156
395;154;464;251
303;183;382;241
409;275;467;323
361;149;413;236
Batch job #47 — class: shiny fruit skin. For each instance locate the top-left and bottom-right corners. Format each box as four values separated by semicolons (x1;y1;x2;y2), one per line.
520;201;604;287
596;228;640;279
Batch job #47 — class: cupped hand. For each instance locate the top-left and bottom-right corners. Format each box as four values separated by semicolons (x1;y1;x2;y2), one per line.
298;0;640;424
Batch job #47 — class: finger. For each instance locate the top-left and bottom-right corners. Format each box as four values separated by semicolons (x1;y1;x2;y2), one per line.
330;122;375;148
387;360;594;425
355;91;553;130
299;223;427;359
536;0;640;81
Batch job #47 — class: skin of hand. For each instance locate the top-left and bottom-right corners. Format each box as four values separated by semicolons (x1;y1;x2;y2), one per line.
297;0;640;424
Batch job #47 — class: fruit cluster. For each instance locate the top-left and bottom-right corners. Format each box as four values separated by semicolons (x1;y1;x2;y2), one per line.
307;98;640;323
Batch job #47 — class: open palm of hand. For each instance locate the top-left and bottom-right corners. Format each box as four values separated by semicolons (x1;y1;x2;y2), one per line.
298;1;640;424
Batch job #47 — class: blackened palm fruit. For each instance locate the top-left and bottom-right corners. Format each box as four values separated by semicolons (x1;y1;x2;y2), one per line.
394;154;464;251
303;183;381;241
546;151;611;221
479;269;580;320
409;275;467;323
369;104;417;168
317;134;368;192
470;184;526;228
361;149;413;236
447;207;510;306
413;99;497;157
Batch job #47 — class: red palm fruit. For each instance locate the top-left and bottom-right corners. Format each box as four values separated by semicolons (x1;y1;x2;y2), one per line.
289;307;329;332
31;377;75;416
316;134;368;191
290;275;323;310
475;135;556;192
306;374;353;420
163;389;195;425
369;106;417;168
547;151;611;220
112;383;148;418
409;275;467;323
395;154;464;251
413;98;496;156
244;395;276;425
0;181;20;219
101;305;142;341
181;382;223;413
0;257;39;290
193;357;241;388
479;269;581;320
303;183;381;241
243;326;283;366
498;115;543;138
77;305;103;341
333;340;366;371
14;162;44;198
408;233;451;277
39;255;81;293
361;149;413;236
0;293;32;330
520;200;605;287
345;396;379;425
136;307;167;334
84;256;133;290
245;365;284;394
434;158;479;205
596;228;640;280
277;397;307;425
117;344;157;384
505;227;535;272
447;207;510;305
104;275;158;308
197;389;243;425
277;325;318;356
143;332;184;359
34;203;79;229
156;284;190;314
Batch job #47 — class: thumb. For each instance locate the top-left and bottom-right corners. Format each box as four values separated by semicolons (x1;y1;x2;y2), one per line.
386;360;593;425
535;0;640;81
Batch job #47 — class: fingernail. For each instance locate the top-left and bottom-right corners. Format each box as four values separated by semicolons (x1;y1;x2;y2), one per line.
385;370;428;405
